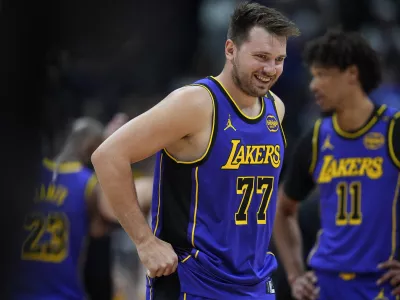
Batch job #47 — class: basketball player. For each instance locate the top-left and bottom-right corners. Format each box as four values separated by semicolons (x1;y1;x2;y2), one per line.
91;2;300;299
273;31;400;300
13;114;154;300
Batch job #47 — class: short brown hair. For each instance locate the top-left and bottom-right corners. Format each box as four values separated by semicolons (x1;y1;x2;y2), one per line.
227;2;300;47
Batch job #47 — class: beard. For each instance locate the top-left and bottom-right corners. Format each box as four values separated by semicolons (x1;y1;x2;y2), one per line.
231;57;275;97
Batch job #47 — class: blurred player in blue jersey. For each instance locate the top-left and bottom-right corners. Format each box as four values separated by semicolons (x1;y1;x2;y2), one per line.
13;114;153;300
274;31;400;300
92;2;300;299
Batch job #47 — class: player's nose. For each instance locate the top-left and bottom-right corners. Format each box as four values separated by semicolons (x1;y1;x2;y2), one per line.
310;78;318;92
262;65;276;77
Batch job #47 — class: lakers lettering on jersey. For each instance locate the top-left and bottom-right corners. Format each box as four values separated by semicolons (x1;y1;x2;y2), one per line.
285;105;400;274
221;140;281;170
14;158;94;300
148;76;285;299
316;155;384;183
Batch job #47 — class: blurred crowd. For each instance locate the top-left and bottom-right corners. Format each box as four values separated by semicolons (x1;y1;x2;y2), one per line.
37;0;400;299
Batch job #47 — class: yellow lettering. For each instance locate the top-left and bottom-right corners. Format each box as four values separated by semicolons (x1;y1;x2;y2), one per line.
264;145;275;165
367;157;383;179
46;184;56;201
318;155;335;183
254;146;264;164
36;184;68;206
348;158;360;176
221;140;241;170
359;158;372;176
337;159;348;177
245;146;257;164
221;140;282;170
271;145;281;168
317;156;384;183
232;146;245;165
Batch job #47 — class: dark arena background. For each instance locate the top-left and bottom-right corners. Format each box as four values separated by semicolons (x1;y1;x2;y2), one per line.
1;0;399;299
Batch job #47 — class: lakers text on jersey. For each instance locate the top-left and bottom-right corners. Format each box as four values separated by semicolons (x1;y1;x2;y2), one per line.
308;105;400;274
148;76;285;299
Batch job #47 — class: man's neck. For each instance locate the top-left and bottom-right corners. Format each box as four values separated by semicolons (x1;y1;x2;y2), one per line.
335;92;375;132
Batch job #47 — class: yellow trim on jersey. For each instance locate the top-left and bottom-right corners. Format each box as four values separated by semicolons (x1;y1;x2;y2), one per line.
332;105;387;139
43;158;82;173
163;84;216;164
84;174;98;200
269;90;287;148
153;154;163;235
210;76;265;120
267;251;275;256
390;174;400;260
184;293;187;300
309;119;322;175
191;167;199;247
388;112;400;169
181;254;191;263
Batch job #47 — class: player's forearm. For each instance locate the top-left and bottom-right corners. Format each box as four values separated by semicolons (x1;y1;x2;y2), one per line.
273;210;305;283
91;150;153;245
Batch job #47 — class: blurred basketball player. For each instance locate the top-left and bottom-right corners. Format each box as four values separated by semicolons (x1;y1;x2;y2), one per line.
92;2;300;299
274;31;400;300
13;114;153;300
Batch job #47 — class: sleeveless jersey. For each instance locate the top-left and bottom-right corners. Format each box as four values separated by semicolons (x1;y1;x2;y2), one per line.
150;76;285;298
13;158;94;300
308;105;400;273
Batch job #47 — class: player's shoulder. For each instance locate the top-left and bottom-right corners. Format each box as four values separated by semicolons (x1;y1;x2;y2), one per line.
268;90;282;103
170;84;213;102
163;84;214;114
268;90;285;122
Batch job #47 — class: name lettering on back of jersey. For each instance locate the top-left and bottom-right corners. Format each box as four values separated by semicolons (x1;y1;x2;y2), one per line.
266;114;279;132
221;139;281;170
363;132;385;150
321;135;334;151
34;183;68;206
317;155;383;183
224;114;236;131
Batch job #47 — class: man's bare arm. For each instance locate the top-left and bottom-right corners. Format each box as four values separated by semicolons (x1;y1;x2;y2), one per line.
91;86;212;245
95;176;153;223
273;187;305;284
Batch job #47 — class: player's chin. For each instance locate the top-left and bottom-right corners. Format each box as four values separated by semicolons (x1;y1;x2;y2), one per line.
318;103;335;114
253;84;270;96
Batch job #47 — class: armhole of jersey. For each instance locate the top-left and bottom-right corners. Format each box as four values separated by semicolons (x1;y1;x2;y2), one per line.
163;83;218;165
388;111;400;170
84;174;98;201
309;119;322;175
268;90;287;148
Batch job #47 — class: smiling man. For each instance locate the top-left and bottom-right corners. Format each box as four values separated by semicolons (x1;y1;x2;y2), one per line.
274;31;400;300
91;2;299;299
